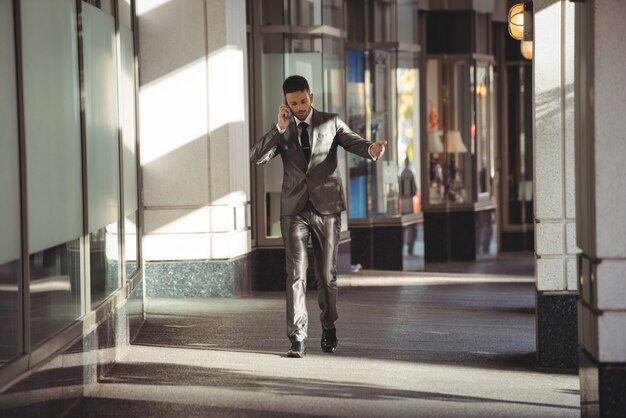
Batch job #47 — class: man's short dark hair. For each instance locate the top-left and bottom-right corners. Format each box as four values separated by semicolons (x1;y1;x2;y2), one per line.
283;75;310;95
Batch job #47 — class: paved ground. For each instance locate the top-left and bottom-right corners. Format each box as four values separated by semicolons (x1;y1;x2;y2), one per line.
64;262;580;418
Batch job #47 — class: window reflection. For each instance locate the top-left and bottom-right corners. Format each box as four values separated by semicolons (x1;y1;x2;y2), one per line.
260;32;285;239
322;0;344;28
347;49;368;218
0;261;19;364
90;222;120;308
397;62;421;259
426;59;444;205
476;65;491;196
125;213;138;279
348;49;399;218
369;0;397;42
322;36;349;230
397;56;420;216
262;0;286;25
0;0;20;365
30;239;82;347
506;64;534;226
426;58;495;206
450;61;470;203
397;0;418;44
83;0;114;15
262;0;344;28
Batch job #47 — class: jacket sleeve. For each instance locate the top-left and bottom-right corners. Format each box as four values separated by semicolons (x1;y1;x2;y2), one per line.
250;125;281;165
334;117;375;160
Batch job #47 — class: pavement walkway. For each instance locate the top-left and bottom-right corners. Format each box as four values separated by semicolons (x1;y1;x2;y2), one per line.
63;259;580;418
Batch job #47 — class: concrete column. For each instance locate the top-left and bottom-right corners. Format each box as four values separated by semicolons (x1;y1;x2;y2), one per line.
533;0;579;369
576;1;626;416
137;0;251;296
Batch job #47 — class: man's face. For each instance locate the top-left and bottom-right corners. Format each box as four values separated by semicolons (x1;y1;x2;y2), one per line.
285;90;314;121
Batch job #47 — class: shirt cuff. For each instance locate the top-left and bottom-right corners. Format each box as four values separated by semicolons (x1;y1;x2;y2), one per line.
368;144;377;161
276;124;286;134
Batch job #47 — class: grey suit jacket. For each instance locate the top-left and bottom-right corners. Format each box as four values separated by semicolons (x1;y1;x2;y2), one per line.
250;108;373;217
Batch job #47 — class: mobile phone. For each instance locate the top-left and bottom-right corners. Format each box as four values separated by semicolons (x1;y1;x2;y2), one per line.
282;100;291;118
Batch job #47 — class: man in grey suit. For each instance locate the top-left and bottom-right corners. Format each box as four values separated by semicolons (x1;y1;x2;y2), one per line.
250;75;386;358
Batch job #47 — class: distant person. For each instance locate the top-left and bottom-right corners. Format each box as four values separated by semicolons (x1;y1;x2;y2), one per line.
400;157;418;254
250;75;386;358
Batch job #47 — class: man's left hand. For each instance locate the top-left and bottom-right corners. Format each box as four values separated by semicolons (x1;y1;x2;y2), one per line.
371;140;387;159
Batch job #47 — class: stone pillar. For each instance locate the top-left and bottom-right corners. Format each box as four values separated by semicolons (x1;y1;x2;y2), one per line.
576;1;626;416
533;0;579;369
137;0;251;297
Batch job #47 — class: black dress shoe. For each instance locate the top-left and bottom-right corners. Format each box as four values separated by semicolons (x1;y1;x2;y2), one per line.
321;328;338;353
287;340;306;358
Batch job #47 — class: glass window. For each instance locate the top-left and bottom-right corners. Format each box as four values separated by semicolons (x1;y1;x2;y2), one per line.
83;0;114;15
369;0;397;43
448;60;471;204
260;33;286;238
0;0;21;364
426;58;486;206
476;64;492;197
397;0;419;44
119;0;132;29
83;3;121;306
397;52;421;215
348;48;398;218
260;0;344;28
371;49;397;217
346;47;422;220
347;49;369;218
284;34;324;90
323;0;344;29
262;0;286;25
120;26;139;278
346;0;366;43
322;36;345;116
425;58;445;205
289;0;322;26
29;241;82;346
21;0;84;345
506;64;533;226
323;36;349;230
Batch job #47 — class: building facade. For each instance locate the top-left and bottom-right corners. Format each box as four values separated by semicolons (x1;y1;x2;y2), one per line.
0;0;143;396
1;0;625;415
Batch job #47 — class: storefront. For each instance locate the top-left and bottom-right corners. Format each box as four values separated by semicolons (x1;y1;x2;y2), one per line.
345;0;424;271
421;8;499;262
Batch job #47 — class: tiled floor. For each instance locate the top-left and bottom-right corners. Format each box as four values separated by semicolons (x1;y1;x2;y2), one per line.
2;252;579;418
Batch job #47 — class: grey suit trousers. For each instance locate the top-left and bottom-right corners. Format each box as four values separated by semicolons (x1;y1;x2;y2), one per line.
281;203;340;342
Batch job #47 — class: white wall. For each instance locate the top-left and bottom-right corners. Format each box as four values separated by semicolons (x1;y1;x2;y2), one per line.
138;0;251;260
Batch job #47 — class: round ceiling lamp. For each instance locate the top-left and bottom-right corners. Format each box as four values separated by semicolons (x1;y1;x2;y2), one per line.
508;3;525;40
520;40;533;60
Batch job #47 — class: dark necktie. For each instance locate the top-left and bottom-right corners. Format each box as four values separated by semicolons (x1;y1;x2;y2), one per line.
299;122;311;164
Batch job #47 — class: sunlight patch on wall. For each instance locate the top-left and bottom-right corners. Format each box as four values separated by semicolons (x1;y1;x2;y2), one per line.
140;58;208;165
136;0;171;16
212;190;247;206
208;46;246;133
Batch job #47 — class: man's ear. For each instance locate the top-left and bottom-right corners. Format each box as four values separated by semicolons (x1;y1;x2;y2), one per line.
309;92;314;104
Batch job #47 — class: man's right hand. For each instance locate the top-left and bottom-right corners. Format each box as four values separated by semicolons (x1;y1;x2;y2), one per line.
278;103;290;130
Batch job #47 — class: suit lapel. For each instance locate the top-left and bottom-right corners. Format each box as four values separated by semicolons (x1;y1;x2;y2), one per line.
311;109;323;161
